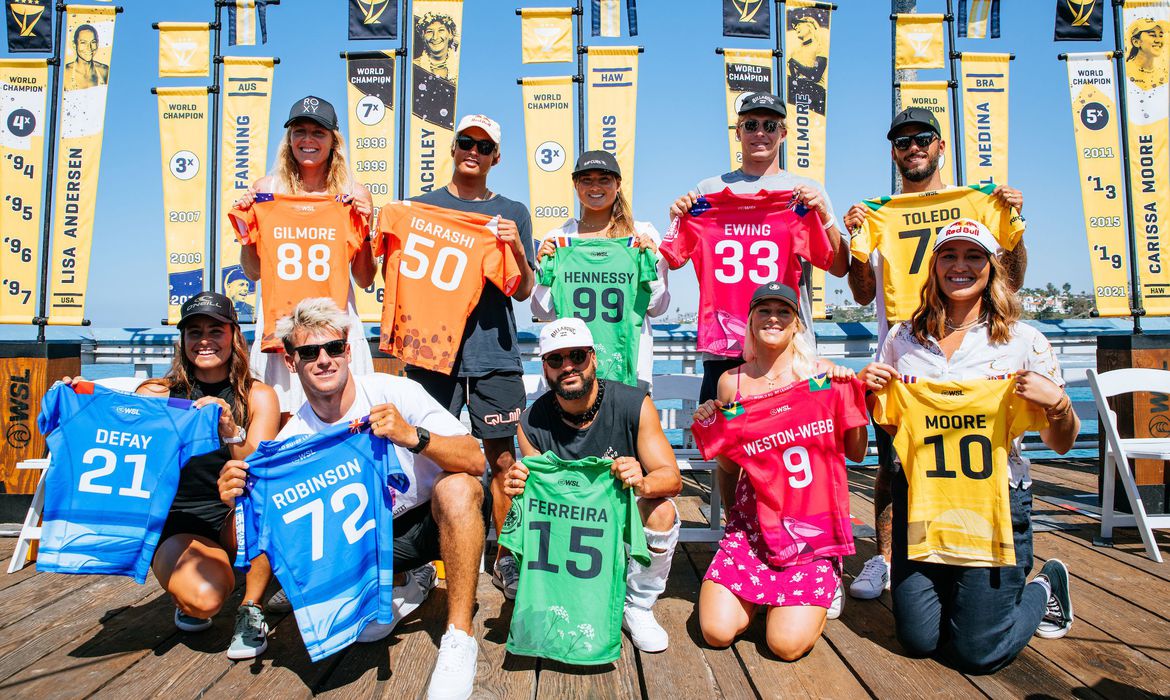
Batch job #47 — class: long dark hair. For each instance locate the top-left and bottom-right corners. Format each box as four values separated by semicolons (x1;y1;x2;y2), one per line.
141;324;254;426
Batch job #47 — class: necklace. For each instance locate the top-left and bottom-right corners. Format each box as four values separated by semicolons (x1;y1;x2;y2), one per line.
555;381;606;426
754;360;792;389
944;316;982;332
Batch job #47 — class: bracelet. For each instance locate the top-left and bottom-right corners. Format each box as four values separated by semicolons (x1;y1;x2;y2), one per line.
1045;394;1072;420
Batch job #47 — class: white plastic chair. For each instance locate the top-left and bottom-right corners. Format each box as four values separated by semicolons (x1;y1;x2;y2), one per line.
1086;368;1170;563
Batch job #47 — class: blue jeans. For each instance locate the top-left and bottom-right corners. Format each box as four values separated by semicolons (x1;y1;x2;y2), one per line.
891;471;1047;674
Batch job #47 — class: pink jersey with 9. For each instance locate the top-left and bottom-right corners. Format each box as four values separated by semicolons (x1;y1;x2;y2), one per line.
661;188;832;357
691;375;868;567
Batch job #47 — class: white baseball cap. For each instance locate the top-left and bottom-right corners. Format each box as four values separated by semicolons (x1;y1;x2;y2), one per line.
538;318;594;356
454;114;502;148
933;218;1001;255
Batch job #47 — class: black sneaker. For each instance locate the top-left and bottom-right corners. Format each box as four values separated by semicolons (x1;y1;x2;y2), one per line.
1034;559;1073;639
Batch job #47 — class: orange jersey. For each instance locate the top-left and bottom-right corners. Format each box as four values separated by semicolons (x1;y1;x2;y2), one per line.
229;193;367;352
375;200;521;374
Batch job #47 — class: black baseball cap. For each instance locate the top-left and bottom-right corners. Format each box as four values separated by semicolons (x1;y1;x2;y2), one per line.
572;150;621;178
749;282;799;311
178;291;238;329
736;92;787;118
887;107;941;140
283;95;338;131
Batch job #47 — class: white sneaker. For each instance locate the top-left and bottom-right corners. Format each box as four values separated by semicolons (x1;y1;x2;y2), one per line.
848;555;890;600
357;563;438;643
427;624;478;700
827;582;844;620
622;604;668;653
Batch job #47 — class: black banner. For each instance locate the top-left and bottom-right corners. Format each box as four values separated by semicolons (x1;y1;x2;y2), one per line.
349;0;398;40
5;0;51;52
723;0;770;39
1054;0;1103;41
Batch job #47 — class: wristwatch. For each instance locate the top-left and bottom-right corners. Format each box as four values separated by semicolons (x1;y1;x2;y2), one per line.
408;426;430;454
224;425;246;445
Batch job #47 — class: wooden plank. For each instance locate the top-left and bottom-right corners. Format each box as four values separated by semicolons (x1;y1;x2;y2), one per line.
446;572;536;700
1025;615;1170;698
0;559;41;595
202;606;336;698
536;635;641;699
374;584;447;699
0;569;98;630
733;616;870;700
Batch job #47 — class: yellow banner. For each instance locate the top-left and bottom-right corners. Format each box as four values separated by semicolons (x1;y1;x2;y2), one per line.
219;57;273;324
961;53;1009;186
785;1;832;318
0;59;48;324
408;0;463;197
1066;53;1131;317
47;6;116;325
346;51;396;323
721;48;773;169
521;7;572;64
587;46;638;203
894;13;944;71
157;22;209;78
1123;1;1170;316
157;87;209;325
899;81;953;186
521;76;575;242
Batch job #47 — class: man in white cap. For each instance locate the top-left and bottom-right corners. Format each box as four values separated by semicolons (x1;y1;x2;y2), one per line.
410;113;536;602
503;318;682;653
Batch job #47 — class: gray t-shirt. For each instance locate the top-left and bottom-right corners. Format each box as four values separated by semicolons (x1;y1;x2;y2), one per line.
412;187;535;376
694;169;838;345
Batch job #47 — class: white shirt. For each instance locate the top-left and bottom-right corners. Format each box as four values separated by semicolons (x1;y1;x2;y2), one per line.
278;373;470;516
879;320;1065;488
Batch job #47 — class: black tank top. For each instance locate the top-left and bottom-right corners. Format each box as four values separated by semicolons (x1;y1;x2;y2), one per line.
521;380;644;461
169;379;238;509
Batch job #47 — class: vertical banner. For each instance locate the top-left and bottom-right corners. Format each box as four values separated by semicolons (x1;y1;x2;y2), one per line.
1065;53;1131;317
960;53;1009;186
6;0;52;52
521;76;575;242
349;0;398;40
157;87;209;325
408;0;463;197
587;46;638;203
157;22;210;78
219;57;273;323
1055;0;1104;41
899;81;953;185
228;0;268;46
958;0;1000;39
47;5;116;325
520;7;572;64
785;1;832;319
592;0;619;37
723;0;770;38
0;59;48;323
346;51;396;323
721;48;773;168
894;14;945;70
1123;1;1170;315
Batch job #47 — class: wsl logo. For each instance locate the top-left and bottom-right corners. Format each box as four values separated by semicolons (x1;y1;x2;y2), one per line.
732;0;764;24
357;0;391;25
169;40;198;69
1066;0;1097;27
8;1;44;37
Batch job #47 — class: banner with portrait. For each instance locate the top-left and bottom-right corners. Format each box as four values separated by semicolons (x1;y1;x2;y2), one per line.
520;7;572;64
1065;53;1131;317
587;46;638;203
960;52;1009;186
157;22;209;78
894;13;944;71
6;0;52;52
219;56;274;324
346;51;396;322
521;76;575;242
721;48;772;169
1122;0;1170;316
0;59;47;323
899;80;953;186
157;87;209;325
408;0;462;197
47;5;116;325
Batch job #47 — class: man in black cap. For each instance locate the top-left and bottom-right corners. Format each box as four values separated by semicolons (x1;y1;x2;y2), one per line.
841;107;1028;602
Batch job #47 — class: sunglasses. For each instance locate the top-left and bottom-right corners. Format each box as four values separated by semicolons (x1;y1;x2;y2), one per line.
455;135;497;156
543;348;591;369
291;339;348;362
739;119;780;134
892;132;938;151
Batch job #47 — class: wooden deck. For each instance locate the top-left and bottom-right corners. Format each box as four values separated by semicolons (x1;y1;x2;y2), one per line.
0;459;1168;699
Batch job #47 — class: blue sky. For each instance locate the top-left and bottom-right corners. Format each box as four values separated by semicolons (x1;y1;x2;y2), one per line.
3;0;1125;327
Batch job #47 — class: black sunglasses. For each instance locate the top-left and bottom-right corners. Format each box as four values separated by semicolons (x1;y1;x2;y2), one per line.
543;348;591;369
455;135;497;156
291;339;348;362
740;119;780;134
892;131;938;151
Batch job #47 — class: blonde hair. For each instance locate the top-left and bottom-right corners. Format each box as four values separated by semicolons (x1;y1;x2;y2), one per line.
277;297;352;353
573;171;637;239
270;125;355;195
909;249;1020;345
742;311;818;381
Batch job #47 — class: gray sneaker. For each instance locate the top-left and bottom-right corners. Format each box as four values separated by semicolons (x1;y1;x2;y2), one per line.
492;555;519;601
267;588;292;614
174;608;212;632
227;604;269;660
357;563;438;643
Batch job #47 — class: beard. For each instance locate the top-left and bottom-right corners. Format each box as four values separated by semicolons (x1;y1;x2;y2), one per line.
551;366;596;401
899;153;940;183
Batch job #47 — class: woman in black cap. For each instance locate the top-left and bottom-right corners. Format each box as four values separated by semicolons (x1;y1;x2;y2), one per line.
137;291;279;659
233;95;377;413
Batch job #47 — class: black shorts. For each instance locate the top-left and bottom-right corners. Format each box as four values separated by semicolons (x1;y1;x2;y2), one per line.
700;358;744;404
406;367;525;440
393;502;441;571
159;503;231;548
873;416;899;473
